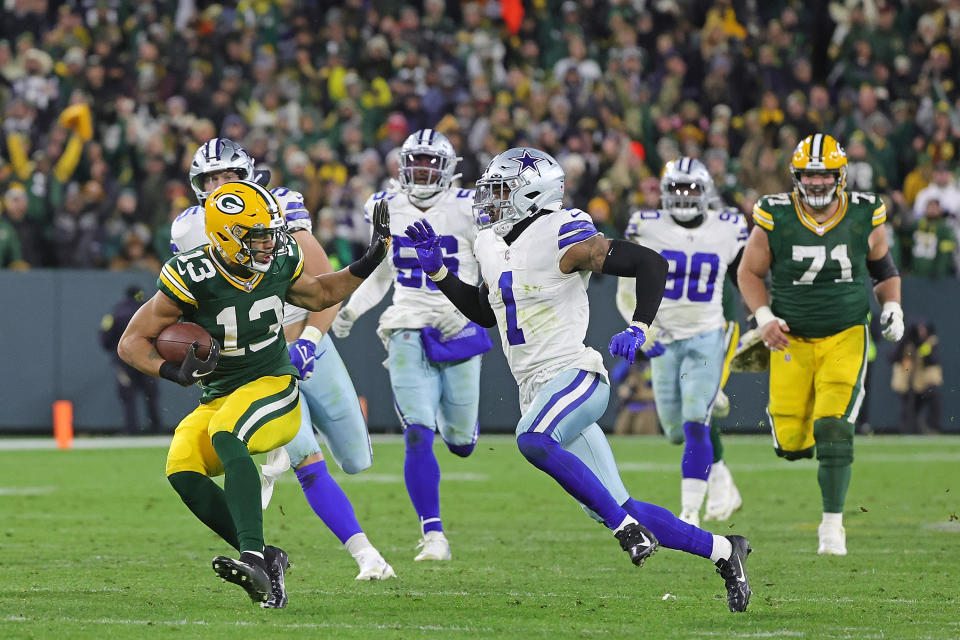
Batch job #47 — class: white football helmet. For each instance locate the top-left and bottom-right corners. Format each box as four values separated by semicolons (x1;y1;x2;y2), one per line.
189;138;256;202
398;129;460;207
474;147;565;236
660;156;714;221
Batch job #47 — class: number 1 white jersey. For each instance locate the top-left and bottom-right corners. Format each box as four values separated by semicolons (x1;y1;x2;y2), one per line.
360;187;481;335
619;209;747;342
473;209;607;410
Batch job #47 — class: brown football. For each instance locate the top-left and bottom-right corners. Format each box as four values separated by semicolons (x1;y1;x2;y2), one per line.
155;322;213;364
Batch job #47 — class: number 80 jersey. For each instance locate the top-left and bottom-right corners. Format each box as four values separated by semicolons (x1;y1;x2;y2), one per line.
157;242;304;402
624;208;747;342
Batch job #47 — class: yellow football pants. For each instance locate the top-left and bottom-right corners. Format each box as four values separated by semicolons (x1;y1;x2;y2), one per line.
165;375;301;477
768;324;868;453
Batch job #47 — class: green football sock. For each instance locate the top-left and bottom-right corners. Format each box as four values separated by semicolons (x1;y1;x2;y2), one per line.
710;422;724;464
814;417;854;513
167;471;239;550
817;463;852;513
211;432;264;554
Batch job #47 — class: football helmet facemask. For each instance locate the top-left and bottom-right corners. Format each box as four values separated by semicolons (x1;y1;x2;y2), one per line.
190;138;256;202
660;156;714;221
474;147;565;236
205;180;287;274
398;129;460;206
791;133;847;208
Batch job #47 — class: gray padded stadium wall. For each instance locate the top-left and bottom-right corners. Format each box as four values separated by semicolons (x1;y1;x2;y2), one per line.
0;271;955;434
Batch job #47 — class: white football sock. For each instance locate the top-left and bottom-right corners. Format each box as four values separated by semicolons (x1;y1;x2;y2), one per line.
345;532;373;557
821;512;843;527
681;478;708;512
709;535;733;563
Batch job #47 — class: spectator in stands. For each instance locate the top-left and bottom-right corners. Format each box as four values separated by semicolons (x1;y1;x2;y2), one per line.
891;321;943;434
905;198;958;279
913;163;960;220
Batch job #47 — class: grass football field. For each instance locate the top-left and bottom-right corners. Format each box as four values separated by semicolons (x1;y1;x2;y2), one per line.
0;434;958;640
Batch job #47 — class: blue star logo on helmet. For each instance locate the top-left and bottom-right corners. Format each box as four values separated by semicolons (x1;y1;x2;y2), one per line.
511;149;545;176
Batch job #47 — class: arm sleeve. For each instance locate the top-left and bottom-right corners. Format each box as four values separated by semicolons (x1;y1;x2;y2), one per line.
341;258;393;316
433;272;497;328
600;239;668;325
727;247;744;290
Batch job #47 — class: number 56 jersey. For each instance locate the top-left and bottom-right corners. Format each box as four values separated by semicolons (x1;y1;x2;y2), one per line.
623;209;747;342
157;242;304;402
361;187;481;333
473;209;607;409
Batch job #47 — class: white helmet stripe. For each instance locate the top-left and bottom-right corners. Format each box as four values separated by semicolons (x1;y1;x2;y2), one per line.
811;133;823;160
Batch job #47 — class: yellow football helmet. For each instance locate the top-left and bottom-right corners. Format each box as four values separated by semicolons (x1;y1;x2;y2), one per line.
791;133;847;208
204;180;286;273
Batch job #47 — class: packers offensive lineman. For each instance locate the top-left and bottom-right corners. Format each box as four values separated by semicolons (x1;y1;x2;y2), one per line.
172;138;394;580
405;146;753;613
331;129;489;562
616;157;745;527
118;180;390;606
737;133;904;555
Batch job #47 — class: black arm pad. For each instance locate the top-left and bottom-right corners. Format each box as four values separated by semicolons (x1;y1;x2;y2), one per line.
601;239;668;325
433;273;498;328
727;247;744;290
867;251;899;285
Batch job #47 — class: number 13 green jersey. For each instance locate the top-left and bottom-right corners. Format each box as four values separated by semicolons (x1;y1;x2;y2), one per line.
753;190;886;338
157;241;305;402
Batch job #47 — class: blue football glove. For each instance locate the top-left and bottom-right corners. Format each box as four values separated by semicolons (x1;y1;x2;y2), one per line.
608;325;647;365
643;340;667;358
289;339;318;380
403;219;444;274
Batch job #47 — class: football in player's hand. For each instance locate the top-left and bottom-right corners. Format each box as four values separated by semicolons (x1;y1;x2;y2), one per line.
155;322;214;364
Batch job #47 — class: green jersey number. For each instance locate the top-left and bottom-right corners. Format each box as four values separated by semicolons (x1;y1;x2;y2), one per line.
215;296;284;354
791;244;852;285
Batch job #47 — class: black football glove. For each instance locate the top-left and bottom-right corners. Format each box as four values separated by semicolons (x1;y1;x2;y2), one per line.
159;339;221;386
348;199;392;278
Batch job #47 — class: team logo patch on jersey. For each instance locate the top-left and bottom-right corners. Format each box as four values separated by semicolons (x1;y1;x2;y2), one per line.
215;193;245;214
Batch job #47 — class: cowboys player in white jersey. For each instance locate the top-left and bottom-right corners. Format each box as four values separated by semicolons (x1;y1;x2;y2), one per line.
404;146;753;613
173;138;395;580
616;157;745;527
331;129;489;562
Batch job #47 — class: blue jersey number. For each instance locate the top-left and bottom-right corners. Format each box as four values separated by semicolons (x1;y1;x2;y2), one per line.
392;235;459;290
498;271;526;345
661;250;720;302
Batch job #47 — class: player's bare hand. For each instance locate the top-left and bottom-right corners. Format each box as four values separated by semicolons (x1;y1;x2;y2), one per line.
760;318;790;352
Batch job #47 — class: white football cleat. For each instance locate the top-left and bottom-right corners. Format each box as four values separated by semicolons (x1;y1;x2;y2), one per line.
678;508;701;528
817;522;847;556
704;463;743;521
414;530;452;561
354;547;397;580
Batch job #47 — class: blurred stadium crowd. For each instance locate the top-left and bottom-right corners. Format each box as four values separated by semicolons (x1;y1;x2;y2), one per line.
0;0;958;277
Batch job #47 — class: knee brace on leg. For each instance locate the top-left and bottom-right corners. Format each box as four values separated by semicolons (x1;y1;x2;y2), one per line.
814;417;854;467
404;423;435;452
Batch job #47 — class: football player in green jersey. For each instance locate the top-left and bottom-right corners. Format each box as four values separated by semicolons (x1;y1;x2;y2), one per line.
737;134;903;556
118;180;390;606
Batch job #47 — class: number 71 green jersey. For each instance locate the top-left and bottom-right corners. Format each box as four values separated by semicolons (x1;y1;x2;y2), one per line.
753;190;886;338
157;241;305;402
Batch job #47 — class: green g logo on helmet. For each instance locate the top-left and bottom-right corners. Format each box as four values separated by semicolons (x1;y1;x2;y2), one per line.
215;193;246;214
